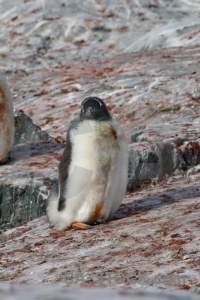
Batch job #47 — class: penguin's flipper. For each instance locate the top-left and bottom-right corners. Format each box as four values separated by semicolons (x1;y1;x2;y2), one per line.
58;119;81;211
58;122;75;211
71;222;91;230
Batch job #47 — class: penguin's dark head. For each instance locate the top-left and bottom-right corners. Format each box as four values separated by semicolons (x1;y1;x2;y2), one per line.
80;97;112;121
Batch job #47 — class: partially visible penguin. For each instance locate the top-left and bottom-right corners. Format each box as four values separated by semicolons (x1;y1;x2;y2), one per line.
0;74;14;164
47;97;128;230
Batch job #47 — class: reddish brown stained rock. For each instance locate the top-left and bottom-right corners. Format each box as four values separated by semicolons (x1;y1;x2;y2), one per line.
0;175;200;294
1;1;200;297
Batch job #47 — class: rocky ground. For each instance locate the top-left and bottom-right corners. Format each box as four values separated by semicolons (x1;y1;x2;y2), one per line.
1;175;200;293
0;0;200;298
1;283;200;300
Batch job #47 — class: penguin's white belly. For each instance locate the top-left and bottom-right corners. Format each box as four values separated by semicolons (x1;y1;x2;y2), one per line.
59;120;128;227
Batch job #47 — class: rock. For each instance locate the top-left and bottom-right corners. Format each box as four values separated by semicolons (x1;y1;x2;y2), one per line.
0;168;58;233
177;141;200;168
0;141;62;232
126;18;200;52
128;142;179;185
14;111;54;145
0;175;200;294
0;283;199;300
0;110;62;232
0;1;200;296
1;0;200;76
131;131;143;143
1;28;200;230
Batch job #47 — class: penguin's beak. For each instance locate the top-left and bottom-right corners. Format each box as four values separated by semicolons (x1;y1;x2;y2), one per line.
85;106;96;117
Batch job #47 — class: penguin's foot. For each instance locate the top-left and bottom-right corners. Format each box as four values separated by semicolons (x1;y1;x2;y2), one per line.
71;222;91;230
0;156;8;165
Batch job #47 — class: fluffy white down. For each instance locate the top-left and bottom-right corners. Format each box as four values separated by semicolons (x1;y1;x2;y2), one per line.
0;74;14;160
47;119;128;230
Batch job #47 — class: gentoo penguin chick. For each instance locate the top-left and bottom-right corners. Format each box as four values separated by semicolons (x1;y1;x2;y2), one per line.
47;97;128;230
0;74;14;164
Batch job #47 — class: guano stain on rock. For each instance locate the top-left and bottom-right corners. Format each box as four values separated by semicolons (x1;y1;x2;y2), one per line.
0;0;200;297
